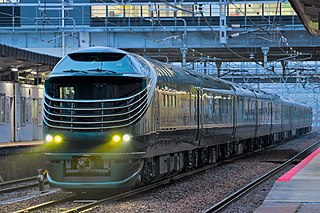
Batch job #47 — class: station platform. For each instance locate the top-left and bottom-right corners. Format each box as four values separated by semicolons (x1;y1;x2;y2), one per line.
255;148;320;213
0;141;43;149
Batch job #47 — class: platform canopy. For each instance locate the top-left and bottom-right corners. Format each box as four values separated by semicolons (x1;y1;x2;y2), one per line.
0;44;60;84
289;0;320;35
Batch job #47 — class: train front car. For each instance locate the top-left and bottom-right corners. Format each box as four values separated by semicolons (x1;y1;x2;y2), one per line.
42;47;157;190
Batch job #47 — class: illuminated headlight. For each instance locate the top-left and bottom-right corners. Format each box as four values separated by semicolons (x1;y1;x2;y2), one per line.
112;135;121;143
45;135;53;143
54;135;62;143
123;134;131;142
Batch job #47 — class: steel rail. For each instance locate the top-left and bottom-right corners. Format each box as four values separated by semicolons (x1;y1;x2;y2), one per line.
0;182;48;194
14;195;80;213
0;176;36;187
62;162;231;213
0;176;49;194
204;140;320;213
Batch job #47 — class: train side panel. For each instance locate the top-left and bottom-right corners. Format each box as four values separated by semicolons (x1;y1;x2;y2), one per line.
0;81;43;143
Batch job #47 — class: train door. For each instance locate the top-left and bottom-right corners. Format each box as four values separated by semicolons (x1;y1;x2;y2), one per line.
32;98;38;140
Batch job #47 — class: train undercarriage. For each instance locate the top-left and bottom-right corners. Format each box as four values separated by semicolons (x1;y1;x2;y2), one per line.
140;127;311;185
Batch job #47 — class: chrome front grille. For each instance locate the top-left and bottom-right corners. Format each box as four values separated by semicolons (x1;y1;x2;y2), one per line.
43;87;148;130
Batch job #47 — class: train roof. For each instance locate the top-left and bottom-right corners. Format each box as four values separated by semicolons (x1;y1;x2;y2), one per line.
73;46;128;55
49;47;147;78
149;59;234;92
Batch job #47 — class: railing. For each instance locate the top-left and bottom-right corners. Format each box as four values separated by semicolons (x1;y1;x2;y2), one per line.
90;15;301;29
43;87;148;130
0;2;302;30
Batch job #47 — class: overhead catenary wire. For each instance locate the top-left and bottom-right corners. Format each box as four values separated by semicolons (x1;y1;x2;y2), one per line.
1;0;316;79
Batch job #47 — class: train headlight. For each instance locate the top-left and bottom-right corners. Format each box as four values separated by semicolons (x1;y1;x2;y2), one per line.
45;135;53;143
54;135;62;143
123;134;131;142
112;135;121;143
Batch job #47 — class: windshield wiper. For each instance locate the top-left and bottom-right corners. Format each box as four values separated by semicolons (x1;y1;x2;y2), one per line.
87;68;117;74
63;69;88;74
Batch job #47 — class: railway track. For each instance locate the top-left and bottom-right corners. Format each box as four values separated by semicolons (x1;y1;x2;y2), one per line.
13;138;317;213
61;145;287;213
204;140;320;213
0;176;47;194
14;194;80;213
14;161;227;213
62;163;226;213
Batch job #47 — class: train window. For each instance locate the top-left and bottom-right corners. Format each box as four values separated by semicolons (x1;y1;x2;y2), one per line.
157;4;175;17
38;99;43;125
163;94;166;107
0;94;5;123
49;76;144;100
236;97;242;123
176;4;194;17
69;53;125;62
246;3;263;16
259;101;262;122
167;95;172;107
60;87;75;99
229;4;244;16
91;6;106;18
215;96;222;124
141;5;151;17
222;96;228;123
252;99;256;122
169;95;175;107
244;98;249;122
163;94;170;107
32;99;37;121
125;5;141;17
134;56;150;75
205;94;210;123
61;53;139;74
107;5;123;17
20;97;26;127
194;93;198;123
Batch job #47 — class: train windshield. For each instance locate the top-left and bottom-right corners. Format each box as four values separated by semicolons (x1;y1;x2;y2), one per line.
53;53;141;75
46;76;145;100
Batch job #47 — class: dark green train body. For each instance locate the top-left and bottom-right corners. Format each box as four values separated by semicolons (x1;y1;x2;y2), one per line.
43;47;312;190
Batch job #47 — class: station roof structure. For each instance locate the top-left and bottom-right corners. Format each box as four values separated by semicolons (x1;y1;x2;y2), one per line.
0;44;60;83
289;0;320;35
